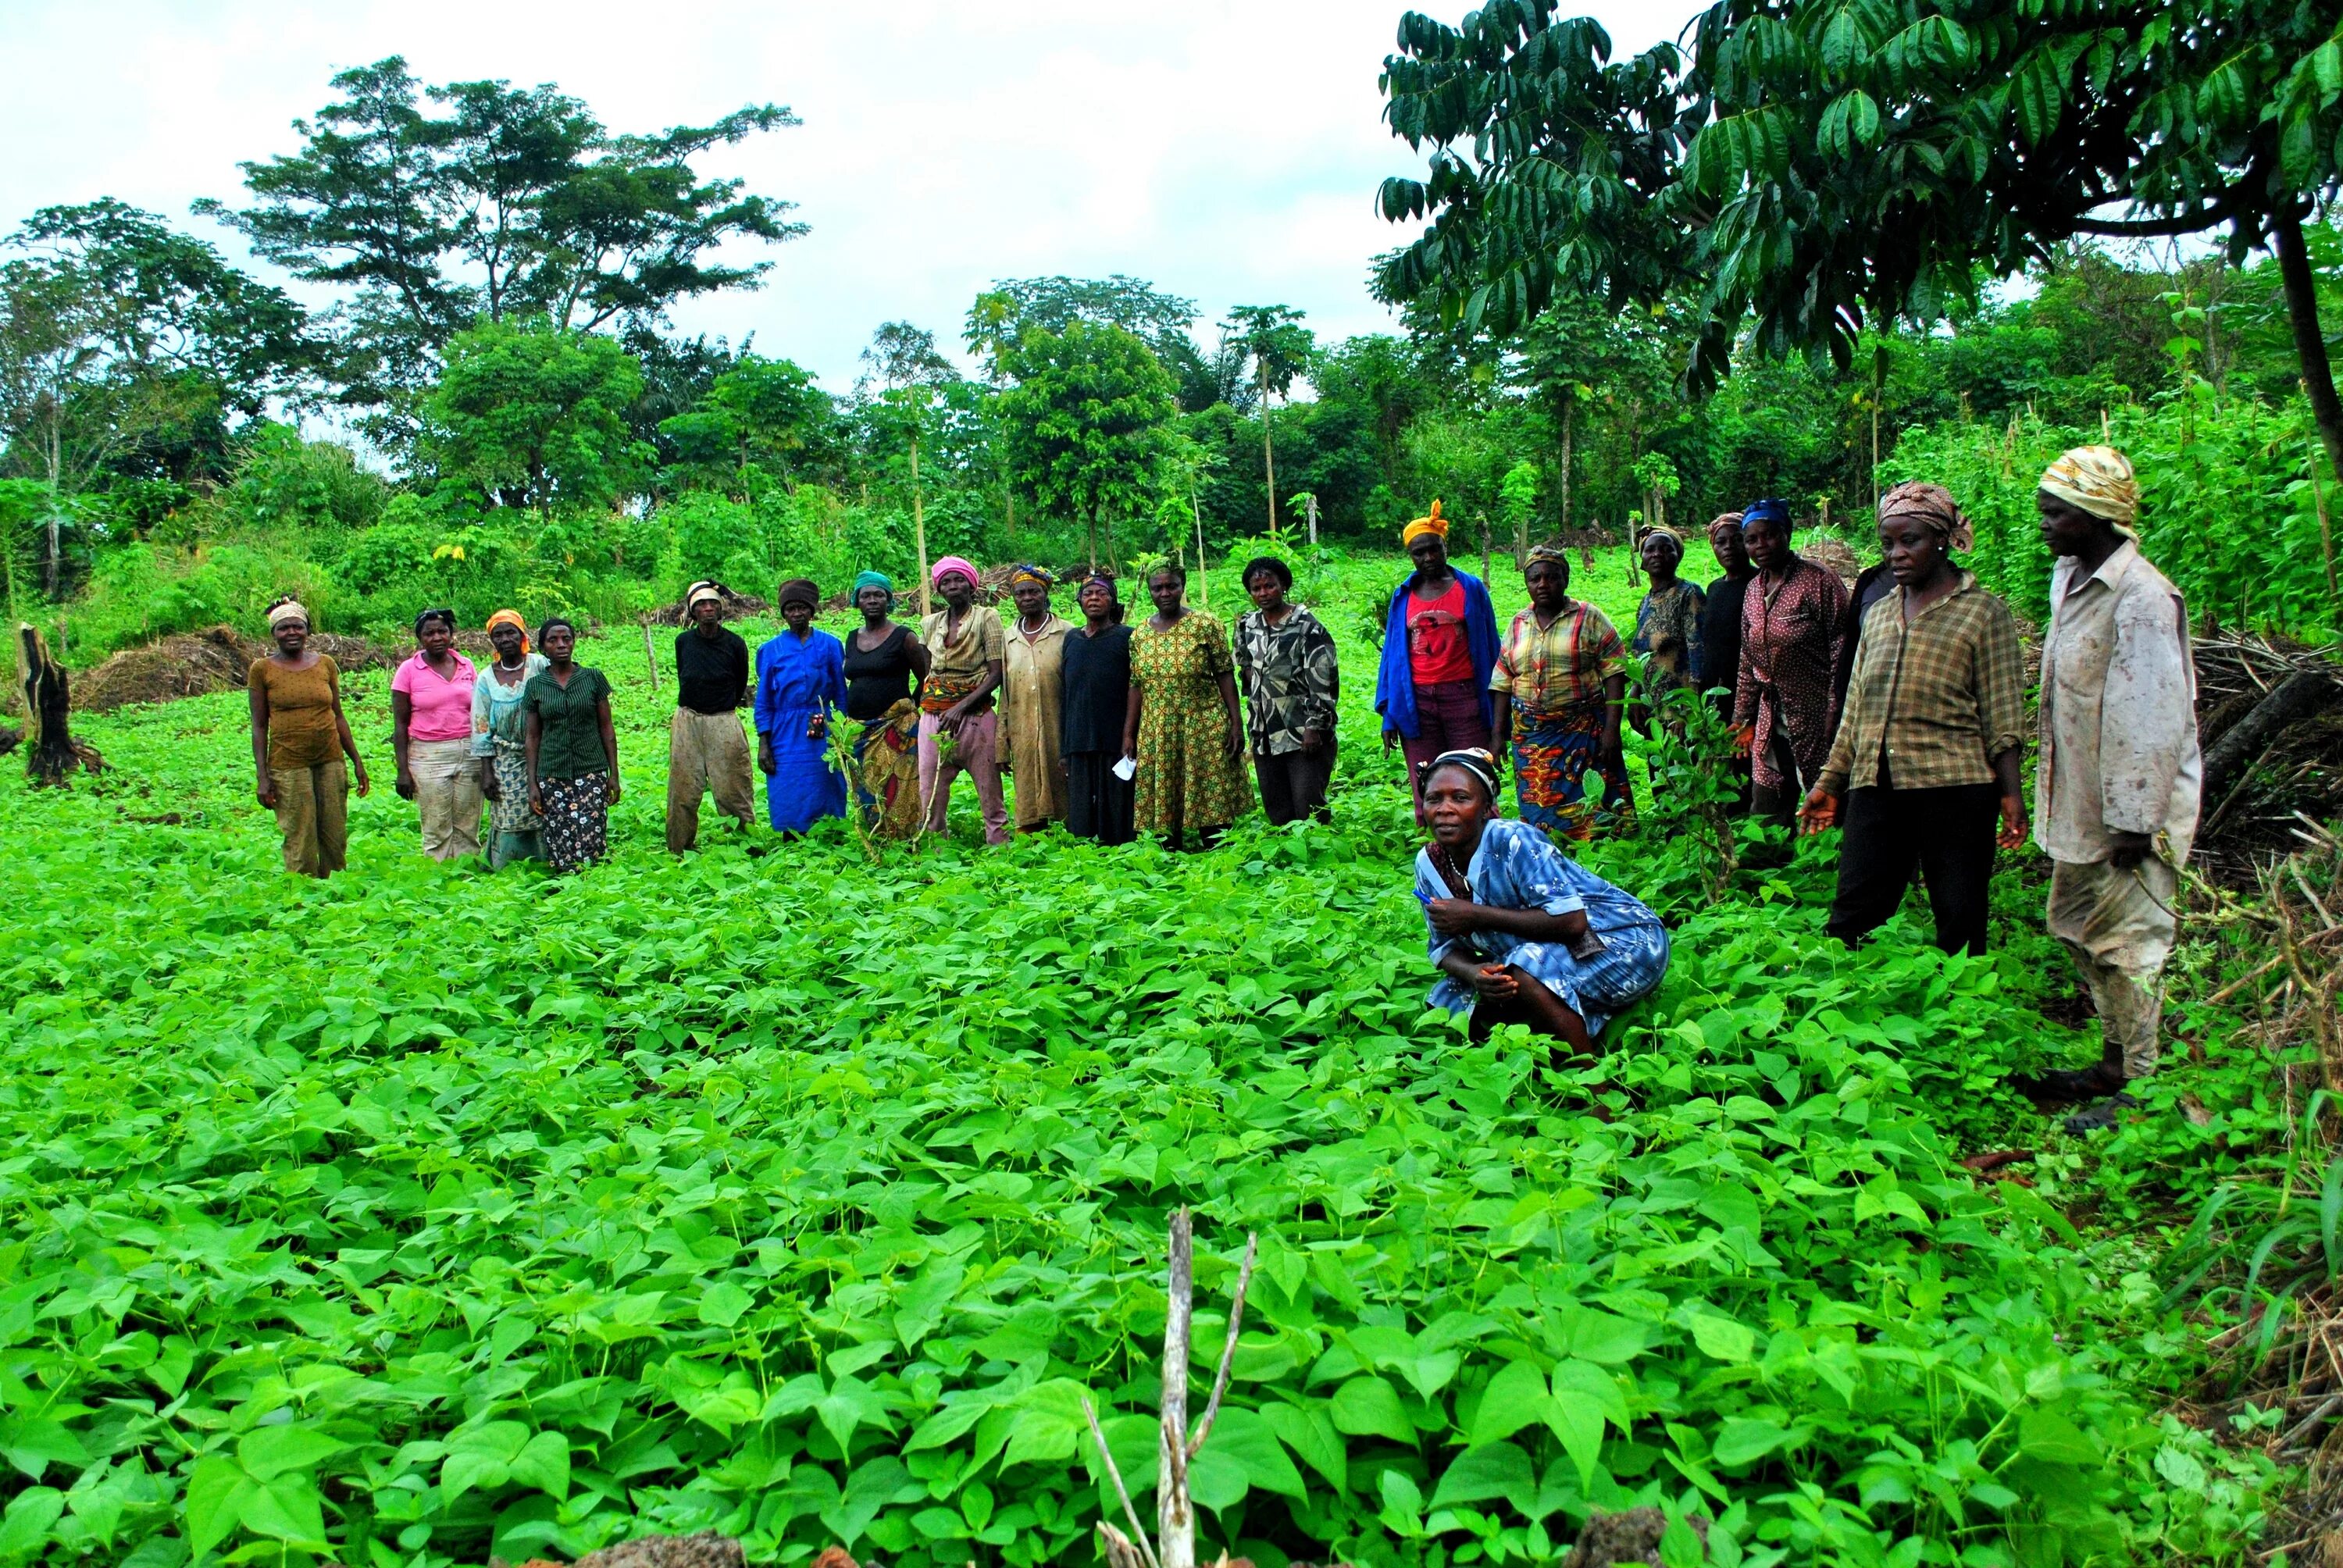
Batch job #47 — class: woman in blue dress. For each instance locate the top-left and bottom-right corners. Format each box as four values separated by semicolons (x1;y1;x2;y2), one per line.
1413;748;1671;1049
754;579;848;835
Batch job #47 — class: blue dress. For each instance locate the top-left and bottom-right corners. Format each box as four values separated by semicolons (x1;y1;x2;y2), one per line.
753;629;848;833
1413;818;1670;1035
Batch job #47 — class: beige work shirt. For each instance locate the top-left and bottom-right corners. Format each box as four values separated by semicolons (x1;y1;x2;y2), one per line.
2034;540;2202;866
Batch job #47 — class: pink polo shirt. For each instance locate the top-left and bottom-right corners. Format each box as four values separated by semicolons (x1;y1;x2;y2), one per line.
392;650;478;742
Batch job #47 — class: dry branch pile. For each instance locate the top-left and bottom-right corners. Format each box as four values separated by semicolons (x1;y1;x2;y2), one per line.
2193;633;2343;880
73;625;393;713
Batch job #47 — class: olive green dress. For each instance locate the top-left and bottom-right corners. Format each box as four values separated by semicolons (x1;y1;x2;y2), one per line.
1131;611;1253;834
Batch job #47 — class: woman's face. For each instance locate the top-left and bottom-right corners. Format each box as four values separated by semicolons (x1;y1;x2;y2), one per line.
1525;559;1570;614
857;586;891;619
419;617;455;656
1879;515;1946;587
1407;536;1447;577
1710;528;1749;576
1079;582;1115;621
1423;766;1492;848
1148;572;1185;615
1246;571;1287;612
2036;491;2107;557
544;625;576;663
782;600;815;633
1011;579;1050;620
1742;516;1788;572
1640;536;1679;576
939;572;977;609
273;620;308;657
488;623;524;661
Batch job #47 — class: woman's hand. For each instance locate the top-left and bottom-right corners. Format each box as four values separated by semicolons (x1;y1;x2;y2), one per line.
1302;727;1329;754
1470;964;1519;1001
607;775;622;806
940;701;971;739
394;766;416;800
1797;787;1839;836
480;763;500;803
808;712;828;739
1997;793;2028;850
529;784;545;816
758;739;776;777
1426;897;1481;938
255;772;277;809
352;763;372;798
1225;718;1244;761
1382;727;1399;754
1731;724;1756;757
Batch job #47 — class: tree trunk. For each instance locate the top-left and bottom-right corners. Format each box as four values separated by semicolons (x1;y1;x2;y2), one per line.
911;434;929;618
45;415;62;599
1088;501;1100;576
19;624;99;786
1260;362;1278;534
2273;205;2343;487
1558;394;1574;534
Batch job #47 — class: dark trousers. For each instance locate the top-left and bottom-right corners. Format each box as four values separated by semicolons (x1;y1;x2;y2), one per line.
1826;779;2001;955
1255;742;1336;826
1401;679;1491;817
1751;727;1803;824
1064;752;1135;846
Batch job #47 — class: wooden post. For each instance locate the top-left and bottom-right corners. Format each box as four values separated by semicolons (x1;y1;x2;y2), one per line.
1193;512;1210;610
1260;361;1278;534
912;435;931;618
1303;493;1319;548
1157;1210;1195;1568
1481;515;1491;586
640;618;661;694
17;624;100;786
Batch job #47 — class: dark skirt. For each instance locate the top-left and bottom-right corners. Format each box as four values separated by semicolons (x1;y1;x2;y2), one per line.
1065;752;1136;846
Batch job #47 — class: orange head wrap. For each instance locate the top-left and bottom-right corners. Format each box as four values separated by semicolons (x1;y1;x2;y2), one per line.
1401;499;1450;549
485;608;530;654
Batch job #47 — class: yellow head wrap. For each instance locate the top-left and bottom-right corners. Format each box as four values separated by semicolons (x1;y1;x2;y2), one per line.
485;607;530;653
266;600;309;631
1401;498;1450;548
2039;445;2139;534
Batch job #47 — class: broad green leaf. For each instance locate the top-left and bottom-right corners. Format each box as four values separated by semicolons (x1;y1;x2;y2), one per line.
1544;1388;1606;1491
0;1487;63;1559
1196;1407;1305;1499
1261;1402;1346;1491
508;1430;571;1498
0;1419;87;1482
1428;1441;1535;1514
1691;1315;1756;1364
1187;1444;1250;1511
236;1474;328;1549
2018;1409;2100;1466
1468;1360;1550;1447
698;1281;754;1327
822;1456;911;1548
237;1424;348;1481
1713;1418;1792;1466
1331;1376;1414;1445
184;1457;248;1559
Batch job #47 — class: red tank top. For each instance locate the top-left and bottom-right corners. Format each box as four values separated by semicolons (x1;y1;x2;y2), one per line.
1407;579;1475;685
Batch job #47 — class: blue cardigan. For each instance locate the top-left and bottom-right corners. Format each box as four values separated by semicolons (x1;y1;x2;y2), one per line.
1374;569;1503;739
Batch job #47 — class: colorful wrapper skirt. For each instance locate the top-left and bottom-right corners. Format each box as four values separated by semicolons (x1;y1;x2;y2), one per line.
852;700;925;839
1511;702;1633;841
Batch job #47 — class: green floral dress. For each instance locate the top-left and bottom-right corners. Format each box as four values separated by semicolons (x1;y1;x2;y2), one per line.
1132;611;1253;834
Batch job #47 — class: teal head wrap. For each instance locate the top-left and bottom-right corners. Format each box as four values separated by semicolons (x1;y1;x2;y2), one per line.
852;569;894;608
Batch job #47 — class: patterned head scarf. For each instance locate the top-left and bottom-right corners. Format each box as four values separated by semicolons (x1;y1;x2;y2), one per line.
1005;564;1055;590
852;569;894;608
1424;747;1502;803
2039;445;2139;533
1639;526;1684;561
686;580;724;611
1525;542;1571;568
1707;511;1746;544
266;600;309;631
485;607;530;653
932;555;979;589
1741;498;1791;531
776;578;820;611
1402;498;1450;549
1878;482;1974;552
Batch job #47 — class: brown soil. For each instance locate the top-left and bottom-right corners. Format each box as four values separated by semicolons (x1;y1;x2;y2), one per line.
73;625;394;713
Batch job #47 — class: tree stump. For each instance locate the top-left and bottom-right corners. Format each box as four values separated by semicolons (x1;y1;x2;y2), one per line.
18;625;102;786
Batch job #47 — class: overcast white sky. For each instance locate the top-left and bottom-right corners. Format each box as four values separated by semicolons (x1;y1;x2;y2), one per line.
0;0;1686;391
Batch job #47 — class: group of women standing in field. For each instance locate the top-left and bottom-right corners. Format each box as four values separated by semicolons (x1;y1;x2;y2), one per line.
244;553;1344;875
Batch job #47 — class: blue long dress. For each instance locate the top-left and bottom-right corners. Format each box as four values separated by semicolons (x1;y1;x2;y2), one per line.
1414;818;1670;1035
753;629;848;833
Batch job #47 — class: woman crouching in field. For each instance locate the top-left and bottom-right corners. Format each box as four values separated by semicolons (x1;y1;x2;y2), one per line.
1414;748;1669;1049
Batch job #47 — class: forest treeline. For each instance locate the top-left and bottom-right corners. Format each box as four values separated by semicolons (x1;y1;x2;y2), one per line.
3;54;2341;661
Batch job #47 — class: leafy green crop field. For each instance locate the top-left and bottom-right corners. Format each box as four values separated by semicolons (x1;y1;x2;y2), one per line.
0;551;2284;1567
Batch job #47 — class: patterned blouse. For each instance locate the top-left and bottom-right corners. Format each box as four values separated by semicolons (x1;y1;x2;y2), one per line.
1234;604;1339;755
1489;602;1627;716
1633;579;1706;699
1731;556;1850;791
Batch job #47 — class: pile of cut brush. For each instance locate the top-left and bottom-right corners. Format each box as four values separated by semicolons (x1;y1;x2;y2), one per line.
2193;631;2343;879
73;625;394;713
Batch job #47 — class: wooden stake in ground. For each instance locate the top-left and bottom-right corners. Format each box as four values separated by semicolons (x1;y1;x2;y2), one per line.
1193;515;1210;610
17;624;101;786
640;618;662;694
913;435;930;618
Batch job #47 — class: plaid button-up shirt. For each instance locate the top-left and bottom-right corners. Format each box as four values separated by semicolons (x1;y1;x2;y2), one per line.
1820;572;2027;796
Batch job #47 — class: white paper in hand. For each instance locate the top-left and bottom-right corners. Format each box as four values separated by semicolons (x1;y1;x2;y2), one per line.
1111;756;1137;782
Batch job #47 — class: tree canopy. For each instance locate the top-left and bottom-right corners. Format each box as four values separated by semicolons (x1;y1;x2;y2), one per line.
996;321;1179;569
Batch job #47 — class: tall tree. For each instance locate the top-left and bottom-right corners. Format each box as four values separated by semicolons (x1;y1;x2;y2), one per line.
967;275;1217;408
198;58;804;438
1376;0;2343;477
658;355;836;496
861;322;959;608
1221;305;1313;532
997;323;1178;572
417;320;648;512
